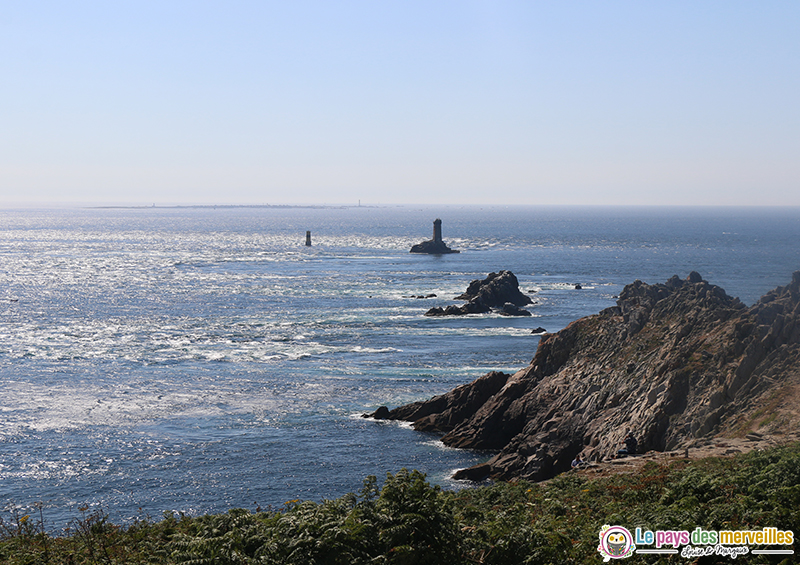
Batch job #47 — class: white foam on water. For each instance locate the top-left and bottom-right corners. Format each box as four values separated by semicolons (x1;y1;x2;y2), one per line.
0;375;302;434
2;456;113;482
2;206;794;522
354;414;415;430
421;439;459;451
348;346;401;354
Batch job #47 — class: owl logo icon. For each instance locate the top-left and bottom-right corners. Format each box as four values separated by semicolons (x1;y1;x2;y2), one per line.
597;525;635;561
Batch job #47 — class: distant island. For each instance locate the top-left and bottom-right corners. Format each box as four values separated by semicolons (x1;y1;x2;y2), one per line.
87;204;378;210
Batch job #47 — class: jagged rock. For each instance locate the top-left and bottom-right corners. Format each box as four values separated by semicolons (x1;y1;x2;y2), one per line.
456;271;532;307
500;302;532;317
453;463;492;482
531;327;547;335
363;371;510;433
369;406;391;419
426;271;533;317
425;302;491;317
384;271;800;483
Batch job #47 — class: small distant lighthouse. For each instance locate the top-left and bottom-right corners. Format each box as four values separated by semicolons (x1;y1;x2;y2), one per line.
305;231;312;246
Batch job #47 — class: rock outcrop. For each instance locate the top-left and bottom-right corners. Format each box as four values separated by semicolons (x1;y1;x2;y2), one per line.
373;272;800;482
410;218;459;254
370;371;512;433
425;271;533;317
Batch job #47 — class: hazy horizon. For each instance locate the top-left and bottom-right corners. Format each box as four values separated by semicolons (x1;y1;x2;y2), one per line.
4;202;800;213
3;2;799;207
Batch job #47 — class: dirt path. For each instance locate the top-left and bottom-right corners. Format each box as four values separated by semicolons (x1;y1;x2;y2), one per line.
568;431;800;480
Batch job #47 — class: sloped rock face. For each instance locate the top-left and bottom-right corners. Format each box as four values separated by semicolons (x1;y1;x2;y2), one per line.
367;371;511;433
382;272;800;482
425;271;533;317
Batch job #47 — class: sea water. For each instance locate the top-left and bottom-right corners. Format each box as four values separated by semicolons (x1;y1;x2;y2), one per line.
1;205;799;526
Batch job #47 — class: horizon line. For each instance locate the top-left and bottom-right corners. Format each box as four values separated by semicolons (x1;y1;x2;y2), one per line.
2;202;800;211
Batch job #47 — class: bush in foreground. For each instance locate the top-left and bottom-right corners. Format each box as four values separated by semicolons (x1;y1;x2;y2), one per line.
2;444;799;564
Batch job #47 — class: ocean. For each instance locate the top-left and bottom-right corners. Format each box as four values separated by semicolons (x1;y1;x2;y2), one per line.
1;205;799;527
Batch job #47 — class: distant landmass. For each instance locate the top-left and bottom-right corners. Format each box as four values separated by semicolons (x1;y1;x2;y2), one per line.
88;204;377;209
369;272;800;482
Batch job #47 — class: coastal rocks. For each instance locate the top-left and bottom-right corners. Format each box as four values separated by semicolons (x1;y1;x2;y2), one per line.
425;271;533;317
425;303;489;316
365;371;511;433
410;240;458;255
456;271;532;306
381;271;800;483
410;218;459;254
500;302;532;317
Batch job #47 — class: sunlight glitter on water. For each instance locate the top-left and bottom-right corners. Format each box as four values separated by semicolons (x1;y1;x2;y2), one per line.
2;205;799;525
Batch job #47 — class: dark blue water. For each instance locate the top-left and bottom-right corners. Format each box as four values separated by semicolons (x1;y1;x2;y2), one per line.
1;205;798;527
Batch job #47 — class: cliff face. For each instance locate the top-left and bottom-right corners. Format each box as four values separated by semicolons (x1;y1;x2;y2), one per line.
372;272;800;482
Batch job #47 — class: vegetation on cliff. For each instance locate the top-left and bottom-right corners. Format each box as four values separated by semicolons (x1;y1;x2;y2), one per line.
3;443;798;564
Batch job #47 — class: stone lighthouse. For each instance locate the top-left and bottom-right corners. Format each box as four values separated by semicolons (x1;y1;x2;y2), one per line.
433;218;443;244
410;218;459;254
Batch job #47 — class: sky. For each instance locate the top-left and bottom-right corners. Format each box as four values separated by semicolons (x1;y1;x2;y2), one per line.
1;1;799;207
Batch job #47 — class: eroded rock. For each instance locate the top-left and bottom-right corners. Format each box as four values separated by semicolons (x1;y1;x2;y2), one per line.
425;271;533;317
383;272;800;482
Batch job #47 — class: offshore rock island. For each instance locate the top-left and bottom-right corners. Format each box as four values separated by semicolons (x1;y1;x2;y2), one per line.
410;218;459;254
370;272;800;482
425;270;533;316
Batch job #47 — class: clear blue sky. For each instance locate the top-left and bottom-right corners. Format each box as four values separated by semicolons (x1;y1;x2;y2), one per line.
2;1;798;206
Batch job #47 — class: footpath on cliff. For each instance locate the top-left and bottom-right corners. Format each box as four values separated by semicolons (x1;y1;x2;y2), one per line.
566;430;800;483
368;271;800;483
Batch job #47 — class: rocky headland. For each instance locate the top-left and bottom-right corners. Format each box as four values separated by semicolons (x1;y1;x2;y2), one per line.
369;272;800;482
425;270;533;317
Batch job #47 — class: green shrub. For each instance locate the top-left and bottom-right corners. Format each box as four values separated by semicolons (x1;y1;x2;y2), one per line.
2;444;799;564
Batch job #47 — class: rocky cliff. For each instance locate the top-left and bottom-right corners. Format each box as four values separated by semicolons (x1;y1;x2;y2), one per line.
370;272;800;482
